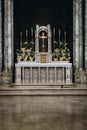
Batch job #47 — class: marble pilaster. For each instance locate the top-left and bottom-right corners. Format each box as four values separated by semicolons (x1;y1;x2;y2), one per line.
73;0;83;69
73;0;84;83
3;0;14;84
47;24;52;53
0;0;2;72
85;0;87;69
73;0;80;69
0;0;2;83
79;0;83;69
35;24;39;53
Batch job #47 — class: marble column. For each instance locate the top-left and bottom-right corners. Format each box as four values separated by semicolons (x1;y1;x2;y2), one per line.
79;0;83;69
35;24;39;53
85;0;87;69
47;24;51;53
0;0;2;83
47;24;52;62
73;0;83;69
73;0;85;83
84;0;87;83
3;0;14;84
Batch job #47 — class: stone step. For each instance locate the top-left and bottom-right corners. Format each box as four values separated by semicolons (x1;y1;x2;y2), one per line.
12;83;75;88
0;84;87;96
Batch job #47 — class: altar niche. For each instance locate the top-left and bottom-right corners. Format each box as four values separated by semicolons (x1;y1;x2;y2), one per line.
35;24;52;63
39;31;48;52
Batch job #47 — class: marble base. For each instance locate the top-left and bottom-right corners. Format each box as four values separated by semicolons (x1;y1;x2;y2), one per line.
0;71;2;83
75;69;87;83
2;71;12;84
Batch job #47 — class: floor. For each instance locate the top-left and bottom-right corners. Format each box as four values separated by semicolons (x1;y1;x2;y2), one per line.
0;84;87;130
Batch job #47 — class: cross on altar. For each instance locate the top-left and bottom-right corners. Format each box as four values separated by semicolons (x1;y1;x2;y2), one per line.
39;32;48;52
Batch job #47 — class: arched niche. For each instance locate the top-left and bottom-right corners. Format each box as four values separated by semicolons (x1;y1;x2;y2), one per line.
35;25;52;63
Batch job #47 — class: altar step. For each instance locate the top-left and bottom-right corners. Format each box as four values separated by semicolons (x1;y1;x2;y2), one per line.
0;84;87;96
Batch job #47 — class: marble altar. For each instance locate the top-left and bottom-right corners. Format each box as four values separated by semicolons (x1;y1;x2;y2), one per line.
15;62;72;85
15;25;72;85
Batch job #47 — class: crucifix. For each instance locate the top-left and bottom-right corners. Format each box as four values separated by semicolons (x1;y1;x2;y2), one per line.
39;32;48;52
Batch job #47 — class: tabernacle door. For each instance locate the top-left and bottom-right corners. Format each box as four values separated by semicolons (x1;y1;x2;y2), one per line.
39;31;48;52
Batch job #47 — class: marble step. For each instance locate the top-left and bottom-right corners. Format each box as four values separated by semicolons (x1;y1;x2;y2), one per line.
12;83;75;88
0;84;87;96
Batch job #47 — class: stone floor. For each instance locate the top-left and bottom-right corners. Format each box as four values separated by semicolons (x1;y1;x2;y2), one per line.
0;84;87;130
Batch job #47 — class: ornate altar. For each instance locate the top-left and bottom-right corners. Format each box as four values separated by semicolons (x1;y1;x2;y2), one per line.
15;24;72;85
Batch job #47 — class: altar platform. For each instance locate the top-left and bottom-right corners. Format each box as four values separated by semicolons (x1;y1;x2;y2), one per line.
0;84;87;96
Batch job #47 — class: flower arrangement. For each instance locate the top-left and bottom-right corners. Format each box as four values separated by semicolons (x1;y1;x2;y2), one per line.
52;42;71;62
16;42;35;62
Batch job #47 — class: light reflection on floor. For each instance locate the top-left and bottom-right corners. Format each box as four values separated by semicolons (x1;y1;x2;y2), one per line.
0;84;87;130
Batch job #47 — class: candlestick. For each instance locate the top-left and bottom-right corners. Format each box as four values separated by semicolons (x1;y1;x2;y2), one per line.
26;29;28;42
20;31;22;48
64;31;66;43
31;28;33;37
59;29;60;43
53;28;55;37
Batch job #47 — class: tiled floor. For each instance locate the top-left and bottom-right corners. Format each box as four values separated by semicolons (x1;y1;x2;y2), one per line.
0;84;87;130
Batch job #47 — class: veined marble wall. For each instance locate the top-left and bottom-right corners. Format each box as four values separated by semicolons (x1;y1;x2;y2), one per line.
73;0;87;83
85;0;87;69
4;0;14;71
0;0;2;83
0;0;2;71
73;0;83;70
1;0;14;84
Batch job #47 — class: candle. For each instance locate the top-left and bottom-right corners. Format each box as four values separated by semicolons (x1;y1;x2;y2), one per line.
53;28;55;37
20;31;22;48
64;31;66;43
59;29;60;43
26;29;28;42
31;28;33;37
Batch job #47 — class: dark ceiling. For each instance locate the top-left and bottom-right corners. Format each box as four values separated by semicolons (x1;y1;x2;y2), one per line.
14;0;73;28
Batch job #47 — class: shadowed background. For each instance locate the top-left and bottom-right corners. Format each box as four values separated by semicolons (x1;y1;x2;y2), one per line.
14;0;73;62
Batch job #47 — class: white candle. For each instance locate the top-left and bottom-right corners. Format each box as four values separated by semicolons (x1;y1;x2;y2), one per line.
20;31;22;47
53;28;55;37
26;29;28;42
64;31;66;43
31;28;33;37
59;29;60;43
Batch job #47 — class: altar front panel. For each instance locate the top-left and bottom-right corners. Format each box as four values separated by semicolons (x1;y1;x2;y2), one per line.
15;62;72;85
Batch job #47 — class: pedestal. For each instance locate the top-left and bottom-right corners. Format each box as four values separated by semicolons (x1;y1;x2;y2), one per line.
84;69;87;84
0;71;2;84
75;69;86;83
2;70;12;84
